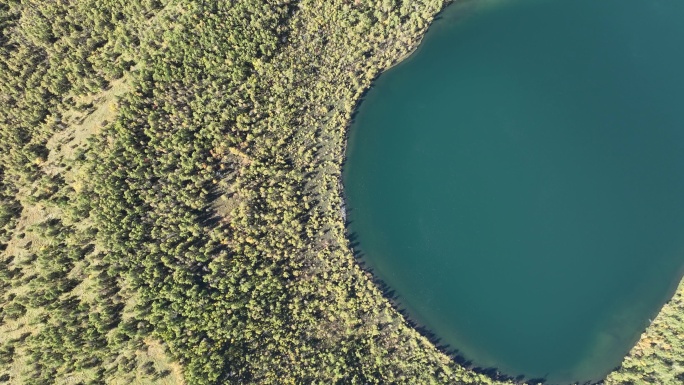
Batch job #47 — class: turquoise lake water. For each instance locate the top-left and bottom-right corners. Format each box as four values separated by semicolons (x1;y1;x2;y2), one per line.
343;0;684;383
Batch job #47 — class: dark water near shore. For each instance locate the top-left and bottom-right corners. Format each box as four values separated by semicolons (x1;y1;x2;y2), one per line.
343;0;684;383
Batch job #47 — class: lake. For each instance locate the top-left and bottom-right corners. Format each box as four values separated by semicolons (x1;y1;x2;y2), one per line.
342;0;684;383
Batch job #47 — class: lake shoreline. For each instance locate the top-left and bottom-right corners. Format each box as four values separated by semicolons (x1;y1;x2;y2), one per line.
338;0;684;384
336;1;535;383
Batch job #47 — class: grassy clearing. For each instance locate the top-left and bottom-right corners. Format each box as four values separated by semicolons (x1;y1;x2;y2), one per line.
106;339;185;385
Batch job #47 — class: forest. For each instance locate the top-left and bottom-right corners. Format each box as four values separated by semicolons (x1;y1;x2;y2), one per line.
0;0;682;384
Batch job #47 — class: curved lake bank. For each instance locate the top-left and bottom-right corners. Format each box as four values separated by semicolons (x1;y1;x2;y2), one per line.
343;0;684;384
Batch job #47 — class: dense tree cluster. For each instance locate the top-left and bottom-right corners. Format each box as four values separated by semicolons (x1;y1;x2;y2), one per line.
0;170;20;249
0;1;179;384
0;0;165;245
84;0;496;383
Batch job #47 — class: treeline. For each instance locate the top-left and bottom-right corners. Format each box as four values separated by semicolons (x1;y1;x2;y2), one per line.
82;0;508;383
86;1;296;382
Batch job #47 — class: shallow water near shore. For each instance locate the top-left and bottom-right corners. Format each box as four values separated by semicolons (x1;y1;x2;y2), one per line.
343;0;684;383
